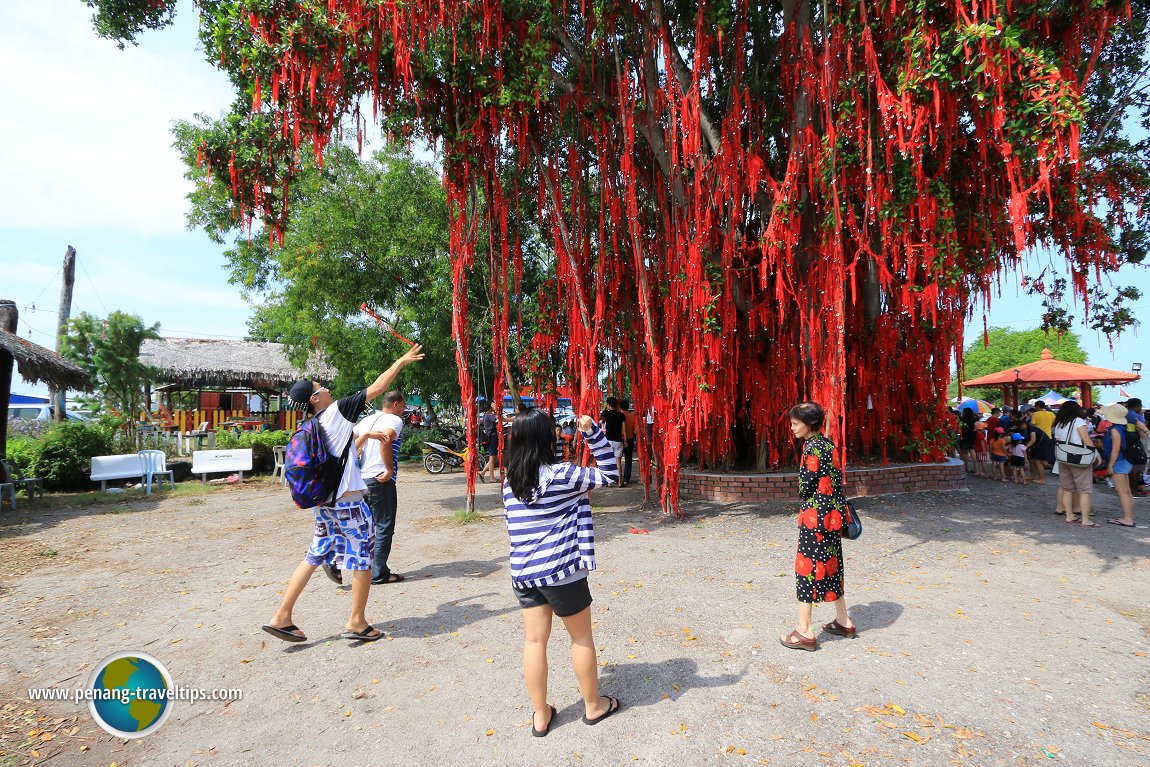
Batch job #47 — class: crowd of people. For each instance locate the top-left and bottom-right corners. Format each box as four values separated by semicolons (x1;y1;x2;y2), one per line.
954;397;1148;528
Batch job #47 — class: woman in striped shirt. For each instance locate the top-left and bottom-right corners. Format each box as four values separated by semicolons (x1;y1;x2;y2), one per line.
504;409;622;736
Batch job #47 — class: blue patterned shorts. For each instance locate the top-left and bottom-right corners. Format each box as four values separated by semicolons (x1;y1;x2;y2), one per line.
305;500;373;571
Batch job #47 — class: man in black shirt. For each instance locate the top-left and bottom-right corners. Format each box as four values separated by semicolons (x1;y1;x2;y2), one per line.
600;397;626;488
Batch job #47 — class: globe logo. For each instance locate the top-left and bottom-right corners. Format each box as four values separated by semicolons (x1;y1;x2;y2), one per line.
86;652;173;738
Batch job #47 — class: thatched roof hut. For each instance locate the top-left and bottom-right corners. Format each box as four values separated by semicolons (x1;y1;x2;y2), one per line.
0;328;91;391
140;337;337;389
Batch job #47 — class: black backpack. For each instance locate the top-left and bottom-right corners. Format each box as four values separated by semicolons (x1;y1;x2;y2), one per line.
1125;423;1147;465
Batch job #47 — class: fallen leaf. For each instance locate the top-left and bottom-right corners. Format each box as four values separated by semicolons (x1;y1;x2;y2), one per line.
901;731;930;744
885;703;906;716
485;728;495;736
810;713;818;722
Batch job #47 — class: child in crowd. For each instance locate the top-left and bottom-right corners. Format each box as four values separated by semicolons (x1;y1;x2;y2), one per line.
989;427;1009;482
972;421;990;478
1008;432;1029;484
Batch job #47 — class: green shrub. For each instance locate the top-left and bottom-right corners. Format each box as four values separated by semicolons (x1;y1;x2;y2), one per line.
33;420;115;491
400;427;450;457
6;436;43;474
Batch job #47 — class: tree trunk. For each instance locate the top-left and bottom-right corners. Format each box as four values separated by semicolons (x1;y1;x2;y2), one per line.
0;300;17;485
49;246;76;422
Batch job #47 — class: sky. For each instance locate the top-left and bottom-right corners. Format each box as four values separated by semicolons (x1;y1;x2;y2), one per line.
1;0;1147;404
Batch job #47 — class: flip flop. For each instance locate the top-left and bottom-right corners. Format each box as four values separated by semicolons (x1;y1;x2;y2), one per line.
371;573;405;585
532;705;557;737
340;626;385;642
1106;518;1136;528
582;695;621;725
262;623;307;643
1079;522;1100;528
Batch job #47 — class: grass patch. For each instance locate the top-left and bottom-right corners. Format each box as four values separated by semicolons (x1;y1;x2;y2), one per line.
14;477;260;512
450;508;483;525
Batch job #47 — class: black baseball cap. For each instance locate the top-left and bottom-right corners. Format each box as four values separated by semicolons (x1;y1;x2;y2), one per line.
288;380;316;406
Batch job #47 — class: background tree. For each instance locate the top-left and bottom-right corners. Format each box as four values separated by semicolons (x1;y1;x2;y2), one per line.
61;311;160;422
174;119;549;413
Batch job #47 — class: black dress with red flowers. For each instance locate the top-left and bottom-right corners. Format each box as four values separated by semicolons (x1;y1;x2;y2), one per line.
794;434;846;603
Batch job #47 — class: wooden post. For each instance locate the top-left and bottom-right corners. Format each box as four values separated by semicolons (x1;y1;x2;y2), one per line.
49;246;76;422
0;300;17;484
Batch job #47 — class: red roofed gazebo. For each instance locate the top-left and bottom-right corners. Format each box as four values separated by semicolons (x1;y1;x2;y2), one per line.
961;348;1139;409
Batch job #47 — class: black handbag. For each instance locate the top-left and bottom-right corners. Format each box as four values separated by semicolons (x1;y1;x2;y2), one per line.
842;501;863;541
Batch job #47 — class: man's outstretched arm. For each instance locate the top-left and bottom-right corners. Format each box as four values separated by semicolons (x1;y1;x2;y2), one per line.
366;344;424;401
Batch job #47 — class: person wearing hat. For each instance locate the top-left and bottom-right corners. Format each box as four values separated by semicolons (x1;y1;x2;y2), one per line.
262;344;424;643
1122;398;1149;496
1007;431;1029;484
1099;403;1137;527
989;427;1009;482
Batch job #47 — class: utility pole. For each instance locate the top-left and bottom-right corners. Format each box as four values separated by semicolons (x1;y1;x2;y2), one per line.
49;246;76;421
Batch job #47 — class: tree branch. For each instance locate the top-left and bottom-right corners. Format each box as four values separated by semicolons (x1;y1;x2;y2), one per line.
648;0;721;156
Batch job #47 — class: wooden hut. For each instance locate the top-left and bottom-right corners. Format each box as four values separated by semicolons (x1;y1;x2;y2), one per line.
1;300;91;483
140;338;337;432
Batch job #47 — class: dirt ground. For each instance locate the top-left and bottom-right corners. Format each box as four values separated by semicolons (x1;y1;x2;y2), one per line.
1;469;1148;767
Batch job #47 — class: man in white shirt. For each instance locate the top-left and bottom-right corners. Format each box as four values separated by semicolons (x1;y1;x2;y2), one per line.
325;391;406;585
261;344;423;644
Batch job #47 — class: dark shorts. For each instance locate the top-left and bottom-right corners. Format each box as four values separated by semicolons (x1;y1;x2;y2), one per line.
513;577;593;617
991;454;1007;463
1009;456;1026;467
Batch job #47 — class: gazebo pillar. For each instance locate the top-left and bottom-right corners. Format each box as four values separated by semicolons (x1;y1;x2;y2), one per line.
1079;382;1092;409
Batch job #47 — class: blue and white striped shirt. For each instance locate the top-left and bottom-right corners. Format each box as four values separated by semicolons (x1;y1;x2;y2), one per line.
504;425;619;588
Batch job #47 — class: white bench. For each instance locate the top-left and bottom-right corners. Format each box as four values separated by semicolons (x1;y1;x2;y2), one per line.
91;454;146;491
191;449;253;484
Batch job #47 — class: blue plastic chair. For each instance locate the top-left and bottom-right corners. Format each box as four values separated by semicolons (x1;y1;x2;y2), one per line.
139;450;175;494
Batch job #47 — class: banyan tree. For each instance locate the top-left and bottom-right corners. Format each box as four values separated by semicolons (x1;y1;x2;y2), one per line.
88;1;1148;511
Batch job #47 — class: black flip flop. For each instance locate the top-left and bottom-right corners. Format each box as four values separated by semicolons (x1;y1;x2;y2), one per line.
582;695;620;725
262;623;307;643
1106;518;1136;528
340;626;386;642
532;705;556;737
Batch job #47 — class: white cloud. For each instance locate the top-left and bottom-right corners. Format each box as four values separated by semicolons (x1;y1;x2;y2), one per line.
0;1;235;234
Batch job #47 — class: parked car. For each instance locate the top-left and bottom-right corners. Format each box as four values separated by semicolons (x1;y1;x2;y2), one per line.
7;404;87;421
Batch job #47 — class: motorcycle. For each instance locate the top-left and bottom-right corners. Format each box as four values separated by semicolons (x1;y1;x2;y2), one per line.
421;429;485;474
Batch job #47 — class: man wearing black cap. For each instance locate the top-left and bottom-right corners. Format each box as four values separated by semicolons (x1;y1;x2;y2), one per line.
261;344;423;644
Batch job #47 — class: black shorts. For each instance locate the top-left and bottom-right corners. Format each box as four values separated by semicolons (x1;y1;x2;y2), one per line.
513;577;593;617
1009;456;1026;467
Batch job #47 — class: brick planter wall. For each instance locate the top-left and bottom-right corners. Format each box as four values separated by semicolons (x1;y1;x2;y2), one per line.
678;458;967;504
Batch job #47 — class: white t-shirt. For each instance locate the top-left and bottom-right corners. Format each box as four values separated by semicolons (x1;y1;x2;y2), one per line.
355;412;404;481
318;389;367;501
1052;418;1088;447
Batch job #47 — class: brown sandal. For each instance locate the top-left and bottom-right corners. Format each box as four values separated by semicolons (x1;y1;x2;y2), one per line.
822;619;857;638
779;629;817;651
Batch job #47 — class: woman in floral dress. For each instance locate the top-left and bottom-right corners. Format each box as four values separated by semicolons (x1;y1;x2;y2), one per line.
780;402;856;651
